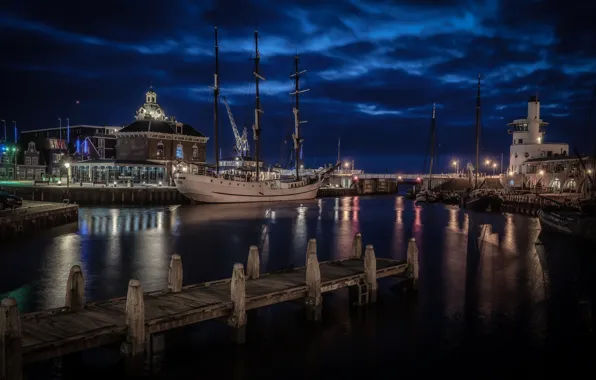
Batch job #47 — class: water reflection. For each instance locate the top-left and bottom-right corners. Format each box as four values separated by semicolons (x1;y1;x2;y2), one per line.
0;194;590;343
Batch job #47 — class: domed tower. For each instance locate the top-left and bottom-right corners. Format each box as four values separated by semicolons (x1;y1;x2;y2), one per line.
136;86;167;121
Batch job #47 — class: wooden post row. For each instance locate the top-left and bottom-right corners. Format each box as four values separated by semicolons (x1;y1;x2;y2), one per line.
305;238;322;321
0;297;22;380
168;254;183;293
352;232;362;259
65;265;84;311
364;245;378;303
228;263;246;344
407;238;420;289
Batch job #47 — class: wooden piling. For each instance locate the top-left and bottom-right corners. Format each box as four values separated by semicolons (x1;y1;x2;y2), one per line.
168;254;183;293
305;238;322;321
407;238;420;289
0;297;22;380
364;245;378;303
352;232;362;258
246;245;260;279
65;265;84;311
123;279;145;356
228;263;247;344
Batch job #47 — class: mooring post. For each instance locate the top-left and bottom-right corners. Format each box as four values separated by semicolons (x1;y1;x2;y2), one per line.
122;279;145;357
0;297;22;380
364;245;378;303
305;238;322;321
65;265;84;311
228;263;247;344
168;254;183;293
352;232;362;258
407;238;420;289
246;245;260;279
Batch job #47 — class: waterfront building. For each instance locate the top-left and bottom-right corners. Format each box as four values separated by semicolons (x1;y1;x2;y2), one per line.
20;124;122;178
506;96;594;193
70;87;208;184
0;144;17;180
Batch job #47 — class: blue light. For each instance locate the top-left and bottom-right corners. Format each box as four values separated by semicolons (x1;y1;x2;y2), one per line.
83;140;88;154
76;139;80;153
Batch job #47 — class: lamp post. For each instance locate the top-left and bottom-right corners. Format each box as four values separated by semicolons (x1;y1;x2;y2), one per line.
64;162;71;191
492;162;497;176
12;147;18;180
452;160;459;175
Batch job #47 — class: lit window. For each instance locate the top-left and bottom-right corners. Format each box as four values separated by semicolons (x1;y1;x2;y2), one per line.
157;141;164;158
32;157;38;165
192;145;198;160
176;143;184;159
25;157;31;165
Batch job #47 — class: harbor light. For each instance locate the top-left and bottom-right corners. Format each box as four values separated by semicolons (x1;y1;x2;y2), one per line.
537;136;542;143
588;169;593;174
539;170;544;175
416;177;421;181
485;159;491;165
344;162;350;168
397;176;402;180
508;171;514;176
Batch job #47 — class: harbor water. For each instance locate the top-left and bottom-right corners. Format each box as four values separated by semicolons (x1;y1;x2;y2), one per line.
1;195;595;378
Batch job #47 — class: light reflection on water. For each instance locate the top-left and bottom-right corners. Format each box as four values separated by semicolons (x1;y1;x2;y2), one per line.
0;194;594;348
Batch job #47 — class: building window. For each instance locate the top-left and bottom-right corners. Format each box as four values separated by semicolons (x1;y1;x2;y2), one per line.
25;157;31;165
176;143;184;159
192;145;199;160
1;154;9;164
157;141;164;158
32;157;38;165
52;153;61;163
28;141;36;151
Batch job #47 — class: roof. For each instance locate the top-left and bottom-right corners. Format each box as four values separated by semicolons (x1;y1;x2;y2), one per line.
119;120;205;137
525;155;589;163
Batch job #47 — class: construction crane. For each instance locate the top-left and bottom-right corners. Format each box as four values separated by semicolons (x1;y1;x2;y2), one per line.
222;96;249;157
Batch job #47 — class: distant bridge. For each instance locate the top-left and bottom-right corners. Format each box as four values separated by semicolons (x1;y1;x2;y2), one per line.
277;168;500;182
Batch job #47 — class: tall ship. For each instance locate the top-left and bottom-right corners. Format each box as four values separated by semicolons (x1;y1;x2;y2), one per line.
175;28;333;203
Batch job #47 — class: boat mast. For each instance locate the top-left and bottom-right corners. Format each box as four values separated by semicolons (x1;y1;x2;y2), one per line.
290;54;309;181
252;30;265;181
590;85;596;199
213;27;220;174
475;74;482;189
428;103;436;190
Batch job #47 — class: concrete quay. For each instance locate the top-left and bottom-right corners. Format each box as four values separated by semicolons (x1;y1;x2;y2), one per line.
0;201;79;240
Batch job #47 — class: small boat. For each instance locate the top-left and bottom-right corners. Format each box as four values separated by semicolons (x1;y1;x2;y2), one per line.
465;189;504;212
441;191;460;205
415;189;438;203
538;206;596;242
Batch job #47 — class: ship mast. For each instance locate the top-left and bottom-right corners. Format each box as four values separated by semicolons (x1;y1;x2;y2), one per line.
590;85;596;199
475;74;482;188
213;27;220;174
290;54;309;180
252;30;265;181
428;103;436;190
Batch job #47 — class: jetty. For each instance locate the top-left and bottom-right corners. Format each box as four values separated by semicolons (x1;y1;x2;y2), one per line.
0;234;420;379
0;201;78;239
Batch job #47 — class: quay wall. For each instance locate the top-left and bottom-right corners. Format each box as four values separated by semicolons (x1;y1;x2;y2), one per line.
0;201;79;240
0;185;188;206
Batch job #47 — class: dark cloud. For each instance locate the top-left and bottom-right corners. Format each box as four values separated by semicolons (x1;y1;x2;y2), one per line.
1;0;595;171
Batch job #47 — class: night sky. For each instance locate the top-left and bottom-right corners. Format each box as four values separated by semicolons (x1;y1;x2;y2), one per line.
1;0;595;172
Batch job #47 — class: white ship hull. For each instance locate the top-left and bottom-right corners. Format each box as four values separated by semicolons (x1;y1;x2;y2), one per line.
175;174;323;204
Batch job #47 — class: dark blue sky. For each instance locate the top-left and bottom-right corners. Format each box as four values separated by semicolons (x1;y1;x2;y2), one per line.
1;0;595;172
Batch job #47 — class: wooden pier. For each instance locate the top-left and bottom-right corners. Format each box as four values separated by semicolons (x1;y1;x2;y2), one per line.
502;193;582;216
0;234;419;379
0;201;78;240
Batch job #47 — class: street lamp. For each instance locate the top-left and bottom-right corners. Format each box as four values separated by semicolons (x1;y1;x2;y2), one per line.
452;160;459;175
492;162;497;175
11;147;18;180
64;162;71;190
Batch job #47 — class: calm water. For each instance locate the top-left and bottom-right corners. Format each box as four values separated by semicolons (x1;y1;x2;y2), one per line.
2;195;596;378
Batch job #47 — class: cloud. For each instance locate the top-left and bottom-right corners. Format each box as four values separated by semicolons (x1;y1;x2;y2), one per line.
1;0;596;171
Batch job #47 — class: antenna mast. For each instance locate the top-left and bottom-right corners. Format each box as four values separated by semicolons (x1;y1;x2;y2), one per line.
290;54;310;180
213;27;220;174
475;74;482;188
428;103;436;190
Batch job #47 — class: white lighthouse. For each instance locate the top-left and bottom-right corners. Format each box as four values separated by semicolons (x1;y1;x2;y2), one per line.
507;96;569;175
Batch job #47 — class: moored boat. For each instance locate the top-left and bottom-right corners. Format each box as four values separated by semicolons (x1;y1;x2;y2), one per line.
538;206;596;242
465;189;504;212
415;189;438;203
175;28;332;204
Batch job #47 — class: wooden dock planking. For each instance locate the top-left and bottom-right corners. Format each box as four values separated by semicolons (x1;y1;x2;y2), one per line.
1;234;421;375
